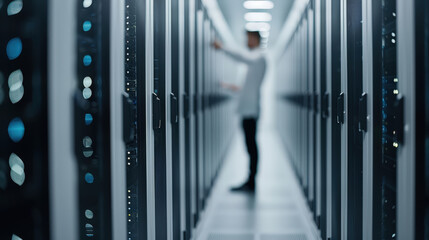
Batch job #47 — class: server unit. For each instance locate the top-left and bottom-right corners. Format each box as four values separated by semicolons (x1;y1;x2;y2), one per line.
0;1;49;239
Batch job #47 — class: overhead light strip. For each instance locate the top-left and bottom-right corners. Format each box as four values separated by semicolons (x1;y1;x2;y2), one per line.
244;12;272;22
243;1;274;10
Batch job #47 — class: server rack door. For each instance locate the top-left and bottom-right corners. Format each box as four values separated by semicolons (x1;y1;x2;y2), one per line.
75;0;113;239
184;0;197;237
414;0;429;238
183;0;192;237
307;6;316;215
339;1;348;239
177;0;188;239
397;0;416;239
314;0;323;230
0;1;49;239
196;9;204;221
153;0;168;238
326;0;343;238
319;0;329;237
332;0;343;238
372;0;399;239
170;0;182;238
123;0;148;239
344;0;364;239
203;18;211;200
190;0;198;230
302;19;310;197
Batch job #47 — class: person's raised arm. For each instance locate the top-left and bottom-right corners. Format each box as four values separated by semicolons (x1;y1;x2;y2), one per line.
213;40;259;64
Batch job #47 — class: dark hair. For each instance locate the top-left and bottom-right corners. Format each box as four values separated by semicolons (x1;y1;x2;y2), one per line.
246;31;261;43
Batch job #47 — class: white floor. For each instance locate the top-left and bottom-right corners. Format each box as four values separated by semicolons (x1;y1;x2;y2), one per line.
194;126;320;240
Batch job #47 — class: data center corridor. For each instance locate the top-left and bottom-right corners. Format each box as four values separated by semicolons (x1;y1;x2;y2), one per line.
195;126;319;240
2;0;429;239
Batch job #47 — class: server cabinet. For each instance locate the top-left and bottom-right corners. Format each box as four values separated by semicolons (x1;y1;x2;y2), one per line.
344;0;363;239
169;0;184;238
177;1;187;239
75;0;113;239
203;17;211;200
0;1;49;239
195;7;204;222
184;0;197;238
314;0;324;234
372;0;400;239
123;0;148;239
307;5;316;216
152;0;169;238
318;0;329;238
326;0;342;239
414;0;429;239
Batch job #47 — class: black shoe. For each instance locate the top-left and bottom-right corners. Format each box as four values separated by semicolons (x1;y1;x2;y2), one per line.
230;182;255;192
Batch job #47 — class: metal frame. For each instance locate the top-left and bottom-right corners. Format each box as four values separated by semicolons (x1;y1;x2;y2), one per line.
110;0;126;239
362;0;374;238
145;0;156;238
340;0;348;239
397;0;416;239
49;0;78;239
325;0;333;237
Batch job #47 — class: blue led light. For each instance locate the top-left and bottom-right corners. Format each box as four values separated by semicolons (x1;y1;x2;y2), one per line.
85;173;94;184
85;113;93;125
6;38;22;60
83;21;92;32
8;118;24;143
83;55;92;66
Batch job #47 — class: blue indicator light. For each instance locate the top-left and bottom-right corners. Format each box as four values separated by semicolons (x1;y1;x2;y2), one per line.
8;118;24;143
85;113;93;125
6;38;22;60
83;21;92;32
83;55;92;66
85;173;94;184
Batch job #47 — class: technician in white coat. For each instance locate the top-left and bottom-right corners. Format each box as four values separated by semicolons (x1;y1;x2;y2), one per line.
213;31;267;192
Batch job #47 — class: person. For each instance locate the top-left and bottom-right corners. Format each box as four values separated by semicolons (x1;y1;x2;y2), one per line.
213;31;267;192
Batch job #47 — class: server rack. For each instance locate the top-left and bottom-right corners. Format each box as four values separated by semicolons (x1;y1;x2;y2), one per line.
318;0;329;238
0;1;49;239
307;4;316;217
414;1;429;239
372;0;400;239
123;0;147;238
75;0;113;239
169;0;183;239
203;17;211;201
152;0;169;238
195;7;204;223
326;0;343;239
184;0;197;238
344;0;363;239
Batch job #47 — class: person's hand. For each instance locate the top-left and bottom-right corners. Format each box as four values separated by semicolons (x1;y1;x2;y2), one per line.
220;81;240;92
213;40;222;50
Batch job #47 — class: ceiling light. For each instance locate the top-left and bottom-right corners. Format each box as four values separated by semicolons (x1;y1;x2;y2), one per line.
244;12;272;22
245;22;271;32
243;1;274;10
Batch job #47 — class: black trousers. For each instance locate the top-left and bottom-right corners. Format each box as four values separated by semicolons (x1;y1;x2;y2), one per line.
242;118;258;183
